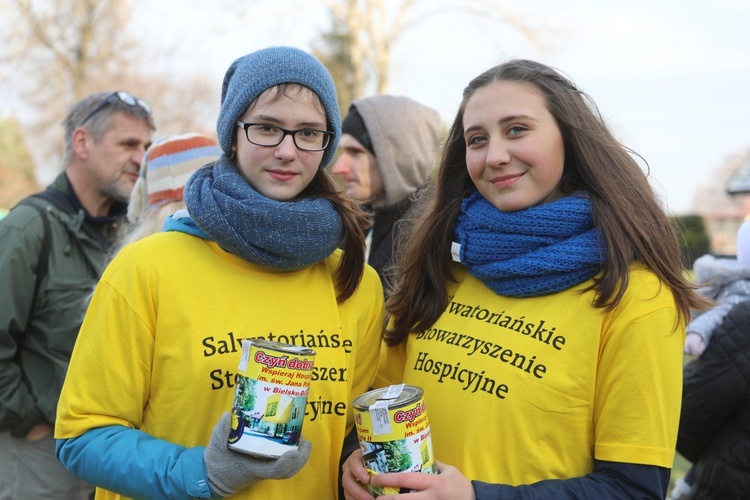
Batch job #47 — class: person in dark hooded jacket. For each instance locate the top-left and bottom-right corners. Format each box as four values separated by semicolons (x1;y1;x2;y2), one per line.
331;95;442;292
677;298;750;499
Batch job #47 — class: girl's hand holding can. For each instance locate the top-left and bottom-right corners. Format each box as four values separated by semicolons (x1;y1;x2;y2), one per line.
367;461;474;500
342;449;375;500
204;412;312;497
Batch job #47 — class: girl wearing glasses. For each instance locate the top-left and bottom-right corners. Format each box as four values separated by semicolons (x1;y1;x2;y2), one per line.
341;59;711;499
55;47;384;499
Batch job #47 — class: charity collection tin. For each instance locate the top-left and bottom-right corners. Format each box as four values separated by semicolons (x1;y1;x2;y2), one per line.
227;339;315;458
352;384;436;495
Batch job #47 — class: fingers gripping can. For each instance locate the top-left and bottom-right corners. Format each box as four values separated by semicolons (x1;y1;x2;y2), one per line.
352;384;436;495
227;339;315;458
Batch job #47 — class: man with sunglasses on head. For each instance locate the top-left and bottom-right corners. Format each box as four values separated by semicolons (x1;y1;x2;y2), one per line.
0;91;154;499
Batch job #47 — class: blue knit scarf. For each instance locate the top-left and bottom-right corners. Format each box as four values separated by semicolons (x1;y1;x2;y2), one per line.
453;191;605;297
184;156;343;271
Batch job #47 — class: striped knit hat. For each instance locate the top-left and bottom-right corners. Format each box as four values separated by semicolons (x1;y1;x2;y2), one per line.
127;133;221;222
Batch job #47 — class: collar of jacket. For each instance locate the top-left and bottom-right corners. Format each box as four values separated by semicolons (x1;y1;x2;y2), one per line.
46;173;122;252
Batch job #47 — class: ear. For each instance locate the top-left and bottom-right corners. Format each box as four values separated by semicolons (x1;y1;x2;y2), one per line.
71;127;91;160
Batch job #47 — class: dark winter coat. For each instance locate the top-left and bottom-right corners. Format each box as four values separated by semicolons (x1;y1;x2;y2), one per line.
677;299;750;499
349;95;441;292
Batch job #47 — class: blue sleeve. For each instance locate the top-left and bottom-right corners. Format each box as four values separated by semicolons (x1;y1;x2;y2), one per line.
56;426;215;499
471;461;669;499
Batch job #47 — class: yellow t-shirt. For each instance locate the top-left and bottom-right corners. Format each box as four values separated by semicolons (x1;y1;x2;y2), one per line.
56;231;384;499
374;264;684;485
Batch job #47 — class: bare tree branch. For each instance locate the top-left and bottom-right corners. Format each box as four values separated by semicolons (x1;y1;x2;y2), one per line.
0;0;216;180
313;0;560;107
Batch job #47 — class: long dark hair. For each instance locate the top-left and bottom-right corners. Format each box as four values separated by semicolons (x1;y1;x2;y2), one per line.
385;59;710;345
305;168;371;302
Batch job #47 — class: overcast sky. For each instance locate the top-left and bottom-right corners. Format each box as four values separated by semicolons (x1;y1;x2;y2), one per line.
138;0;750;215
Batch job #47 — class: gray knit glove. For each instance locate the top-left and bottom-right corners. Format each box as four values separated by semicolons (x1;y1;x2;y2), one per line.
204;412;312;497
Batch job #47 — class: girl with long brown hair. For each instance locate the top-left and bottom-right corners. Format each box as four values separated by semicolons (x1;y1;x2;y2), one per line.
342;59;709;499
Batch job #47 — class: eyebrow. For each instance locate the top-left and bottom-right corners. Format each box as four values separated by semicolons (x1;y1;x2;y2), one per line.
120;137;149;147
249;114;326;129
464;114;536;135
342;144;367;153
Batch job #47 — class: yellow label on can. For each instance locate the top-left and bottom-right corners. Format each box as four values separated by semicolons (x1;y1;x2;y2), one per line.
228;339;315;458
353;385;436;495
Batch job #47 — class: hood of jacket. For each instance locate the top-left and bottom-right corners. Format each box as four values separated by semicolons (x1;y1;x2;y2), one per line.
693;254;750;297
350;95;441;209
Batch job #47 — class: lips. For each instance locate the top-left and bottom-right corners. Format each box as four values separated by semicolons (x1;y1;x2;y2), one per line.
489;172;524;188
268;169;298;181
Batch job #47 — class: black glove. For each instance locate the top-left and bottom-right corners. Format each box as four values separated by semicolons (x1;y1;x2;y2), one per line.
204;412;312;497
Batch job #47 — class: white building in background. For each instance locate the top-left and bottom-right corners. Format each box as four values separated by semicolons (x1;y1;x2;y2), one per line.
694;149;750;256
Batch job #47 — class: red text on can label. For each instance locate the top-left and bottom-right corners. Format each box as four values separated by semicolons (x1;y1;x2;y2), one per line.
227;339;315;458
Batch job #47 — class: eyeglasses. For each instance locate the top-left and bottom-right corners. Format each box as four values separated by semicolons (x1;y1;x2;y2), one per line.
237;121;333;152
79;91;152;126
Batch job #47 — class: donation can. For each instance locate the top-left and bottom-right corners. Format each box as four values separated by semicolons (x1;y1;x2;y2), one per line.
227;339;315;458
352;384;436;495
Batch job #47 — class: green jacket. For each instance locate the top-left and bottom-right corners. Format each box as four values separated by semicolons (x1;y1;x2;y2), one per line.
0;173;123;436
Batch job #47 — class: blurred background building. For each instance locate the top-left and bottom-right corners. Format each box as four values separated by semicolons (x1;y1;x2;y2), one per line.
693;150;750;258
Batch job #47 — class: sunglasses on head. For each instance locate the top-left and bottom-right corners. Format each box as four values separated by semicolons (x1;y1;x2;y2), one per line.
79;91;152;127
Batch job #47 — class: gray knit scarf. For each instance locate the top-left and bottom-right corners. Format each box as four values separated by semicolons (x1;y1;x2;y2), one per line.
453;191;606;297
184;157;343;271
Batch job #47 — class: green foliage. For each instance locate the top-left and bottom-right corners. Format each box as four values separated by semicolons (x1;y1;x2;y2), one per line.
234;376;257;411
671;452;691;488
670;215;710;269
384;439;413;472
312;25;360;121
0;116;36;180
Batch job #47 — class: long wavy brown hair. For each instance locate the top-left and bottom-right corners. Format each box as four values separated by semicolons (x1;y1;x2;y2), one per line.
385;59;710;346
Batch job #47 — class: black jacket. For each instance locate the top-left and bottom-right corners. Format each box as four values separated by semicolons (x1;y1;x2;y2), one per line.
677;299;750;499
366;194;415;293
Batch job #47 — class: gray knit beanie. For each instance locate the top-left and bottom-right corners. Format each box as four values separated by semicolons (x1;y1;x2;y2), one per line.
217;46;341;168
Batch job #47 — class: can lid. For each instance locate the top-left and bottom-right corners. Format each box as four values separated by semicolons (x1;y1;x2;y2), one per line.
246;338;316;357
352;385;423;411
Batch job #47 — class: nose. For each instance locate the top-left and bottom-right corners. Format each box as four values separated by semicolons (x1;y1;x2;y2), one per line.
274;133;298;160
331;155;350;176
132;146;147;167
486;138;511;167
